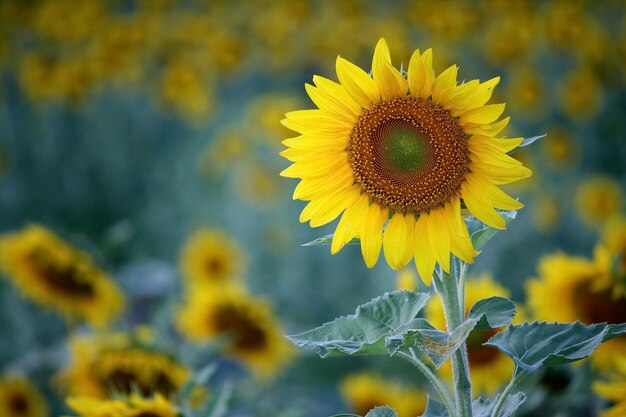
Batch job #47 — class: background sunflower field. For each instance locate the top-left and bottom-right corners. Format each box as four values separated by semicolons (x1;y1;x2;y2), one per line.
0;1;625;416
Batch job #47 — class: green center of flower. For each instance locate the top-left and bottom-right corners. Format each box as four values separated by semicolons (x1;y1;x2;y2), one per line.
383;125;431;174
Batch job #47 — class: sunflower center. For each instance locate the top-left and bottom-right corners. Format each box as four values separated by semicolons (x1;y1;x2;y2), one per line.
212;306;267;351
348;96;468;214
574;282;626;325
8;393;29;416
466;329;500;365
206;257;225;276
29;248;95;297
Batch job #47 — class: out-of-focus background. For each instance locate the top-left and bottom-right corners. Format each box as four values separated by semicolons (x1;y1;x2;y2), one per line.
0;1;625;416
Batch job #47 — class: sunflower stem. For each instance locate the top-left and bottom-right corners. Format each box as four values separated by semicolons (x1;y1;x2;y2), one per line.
433;260;473;417
490;369;527;417
397;349;457;417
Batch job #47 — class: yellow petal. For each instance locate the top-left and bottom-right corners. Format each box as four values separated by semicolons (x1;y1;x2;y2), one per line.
469;147;524;168
464;117;510;137
407;49;424;97
360;203;389;268
383;212;415;270
441;80;479;111
331;194;369;254
468;135;523;154
461;181;505;229
282;110;352;136
470;160;532;184
282;134;349;152
431;64;458;105
336;56;380;109
309;187;362;227
460;103;506;125
426;207;451;273
279;152;347;179
465;173;525;211
312;75;362;115
446;198;477;263
305;83;358;123
293;168;353;200
451;77;500;116
414;213;435;285
418;49;435;98
372;38;407;100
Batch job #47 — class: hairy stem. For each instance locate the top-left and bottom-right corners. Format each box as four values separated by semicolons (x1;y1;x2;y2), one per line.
397;349;457;417
491;370;527;417
433;259;473;417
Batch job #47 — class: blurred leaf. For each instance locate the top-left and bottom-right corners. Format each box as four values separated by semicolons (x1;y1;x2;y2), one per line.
472;393;526;417
287;291;429;357
485;321;626;376
180;363;218;399
420;397;449;417
365;407;398;417
468;297;516;330
193;381;233;417
467;210;517;250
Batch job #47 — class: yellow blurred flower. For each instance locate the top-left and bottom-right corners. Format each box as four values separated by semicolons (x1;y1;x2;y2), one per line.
526;252;626;369
558;67;602;120
179;228;243;288
30;0;107;44
406;0;477;44
235;164;284;210
425;274;515;394
249;94;303;147
160;60;213;121
532;194;561;233
177;286;295;378
540;126;579;169
0;225;125;328
594;216;626;298
593;355;626;417
67;393;177;417
575;176;623;226
340;372;426;417
198;127;250;180
507;69;545;117
482;15;533;63
57;332;190;399
0;376;48;417
395;269;418;292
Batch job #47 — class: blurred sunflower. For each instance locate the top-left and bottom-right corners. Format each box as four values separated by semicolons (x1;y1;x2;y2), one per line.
575;176;623;227
179;228;243;288
0;225;124;328
595;216;626;293
395;268;418;291
425;274;515;394
0;376;48;417
526;252;626;369
57;332;190;399
593;355;626;417
280;38;530;284
340;372;426;417
177;286;294;378
67;393;177;417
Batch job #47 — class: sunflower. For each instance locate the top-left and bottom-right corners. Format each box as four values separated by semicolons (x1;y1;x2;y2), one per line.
526;252;626;369
0;376;48;417
340;372;426;417
595;216;626;296
67;393;177;417
575;176;623;227
179;228;243;288
279;38;530;284
0;225;125;328
177;286;294;378
593;355;626;417
425;274;515;394
57;332;190;399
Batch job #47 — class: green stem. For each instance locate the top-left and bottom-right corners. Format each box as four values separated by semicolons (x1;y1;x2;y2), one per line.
490;370;527;417
433;259;473;417
397;349;457;417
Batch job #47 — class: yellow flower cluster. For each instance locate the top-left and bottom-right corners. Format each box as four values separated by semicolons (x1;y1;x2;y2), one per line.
177;228;295;378
0;375;48;417
67;393;177;417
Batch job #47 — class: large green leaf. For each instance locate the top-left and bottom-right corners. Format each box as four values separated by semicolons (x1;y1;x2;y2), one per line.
467;210;517;251
287;291;430;357
420;398;449;417
387;296;515;367
472;393;526;417
485;321;626;375
468;297;516;330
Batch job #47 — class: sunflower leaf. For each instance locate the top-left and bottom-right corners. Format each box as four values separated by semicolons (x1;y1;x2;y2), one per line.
467;296;516;330
287;291;430;357
518;134;546;149
472;393;526;417
365;407;398;417
484;321;626;376
467;210;517;250
386;317;477;368
420;397;450;417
